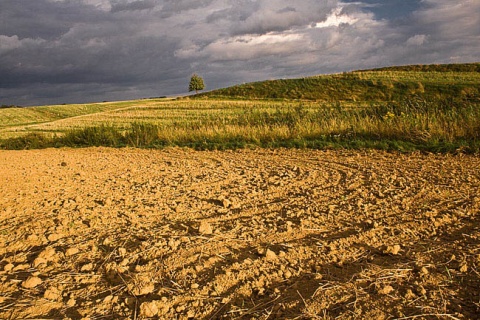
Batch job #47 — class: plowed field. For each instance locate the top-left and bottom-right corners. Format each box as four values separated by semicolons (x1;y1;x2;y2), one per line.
1;148;479;319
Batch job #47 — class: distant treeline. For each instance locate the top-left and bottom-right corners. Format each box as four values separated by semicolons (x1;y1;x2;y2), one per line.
0;104;23;109
364;63;480;73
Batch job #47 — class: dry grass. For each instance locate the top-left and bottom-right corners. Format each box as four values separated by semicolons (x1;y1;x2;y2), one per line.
1;97;479;153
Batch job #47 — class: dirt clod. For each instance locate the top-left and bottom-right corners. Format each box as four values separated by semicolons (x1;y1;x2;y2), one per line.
384;244;401;255
378;285;394;295
38;247;57;260
3;263;14;272
419;266;429;275
44;287;62;301
67;298;76;307
80;263;94;272
65;247;79;257
265;249;277;261
22;276;42;289
222;198;232;208
33;257;47;268
118;247;127;257
129;276;155;296
198;221;213;235
140;301;159;317
47;233;63;242
459;264;468;273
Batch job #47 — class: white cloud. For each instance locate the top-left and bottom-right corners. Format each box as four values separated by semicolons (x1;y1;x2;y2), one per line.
313;7;358;28
406;34;427;46
81;0;112;11
191;32;307;61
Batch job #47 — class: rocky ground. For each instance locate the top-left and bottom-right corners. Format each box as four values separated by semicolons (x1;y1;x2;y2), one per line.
0;147;479;319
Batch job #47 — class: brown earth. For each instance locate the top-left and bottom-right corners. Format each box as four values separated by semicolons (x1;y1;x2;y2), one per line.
0;147;479;320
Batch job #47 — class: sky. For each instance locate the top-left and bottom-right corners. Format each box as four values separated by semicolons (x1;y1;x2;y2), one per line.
0;0;479;106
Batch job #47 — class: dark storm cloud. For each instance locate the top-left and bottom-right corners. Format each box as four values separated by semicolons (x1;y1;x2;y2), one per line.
111;0;156;13
341;0;422;20
158;0;216;17
223;0;338;36
0;0;104;40
0;0;479;106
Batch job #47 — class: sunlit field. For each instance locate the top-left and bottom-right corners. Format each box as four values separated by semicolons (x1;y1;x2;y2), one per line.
1;64;479;152
1;97;479;153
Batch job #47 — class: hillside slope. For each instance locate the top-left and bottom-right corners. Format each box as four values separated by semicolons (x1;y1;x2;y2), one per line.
196;63;480;102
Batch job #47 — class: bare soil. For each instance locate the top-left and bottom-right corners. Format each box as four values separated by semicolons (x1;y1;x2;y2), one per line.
0;148;479;319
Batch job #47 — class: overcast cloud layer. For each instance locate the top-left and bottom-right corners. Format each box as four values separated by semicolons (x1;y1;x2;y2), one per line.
0;0;479;106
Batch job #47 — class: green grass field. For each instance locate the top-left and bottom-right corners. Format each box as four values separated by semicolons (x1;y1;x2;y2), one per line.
1;63;479;152
197;63;480;102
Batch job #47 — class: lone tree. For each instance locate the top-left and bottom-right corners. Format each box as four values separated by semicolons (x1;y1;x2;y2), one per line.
189;74;205;94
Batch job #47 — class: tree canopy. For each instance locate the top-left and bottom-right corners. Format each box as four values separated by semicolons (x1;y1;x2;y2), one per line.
189;74;205;93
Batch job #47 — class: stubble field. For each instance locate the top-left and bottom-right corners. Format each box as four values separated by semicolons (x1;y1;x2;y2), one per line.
0;147;479;319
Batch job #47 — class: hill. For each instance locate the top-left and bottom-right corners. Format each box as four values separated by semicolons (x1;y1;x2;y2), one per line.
196;63;480;102
1;63;479;153
364;62;480;73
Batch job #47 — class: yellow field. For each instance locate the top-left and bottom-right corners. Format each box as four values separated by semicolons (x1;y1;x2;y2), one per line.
0;99;322;139
1;96;479;153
